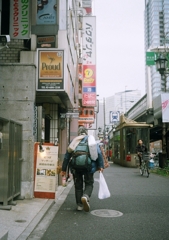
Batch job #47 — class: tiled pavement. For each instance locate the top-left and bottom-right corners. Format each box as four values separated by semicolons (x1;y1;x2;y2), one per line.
0;185;68;240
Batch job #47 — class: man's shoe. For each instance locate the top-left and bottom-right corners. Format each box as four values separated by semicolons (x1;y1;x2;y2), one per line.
81;196;90;212
77;205;83;211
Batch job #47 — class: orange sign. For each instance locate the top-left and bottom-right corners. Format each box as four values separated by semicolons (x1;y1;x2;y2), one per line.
78;107;95;124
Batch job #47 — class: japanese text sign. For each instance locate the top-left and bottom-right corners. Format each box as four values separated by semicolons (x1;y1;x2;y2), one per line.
82;16;96;65
10;0;30;39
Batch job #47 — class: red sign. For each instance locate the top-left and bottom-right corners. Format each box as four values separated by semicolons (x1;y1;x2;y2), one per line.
83;65;96;87
82;93;96;106
82;65;96;106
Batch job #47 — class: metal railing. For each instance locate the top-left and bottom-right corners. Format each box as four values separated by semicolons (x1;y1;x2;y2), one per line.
127;94;147;120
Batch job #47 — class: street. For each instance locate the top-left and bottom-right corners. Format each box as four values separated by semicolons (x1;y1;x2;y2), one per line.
28;163;169;240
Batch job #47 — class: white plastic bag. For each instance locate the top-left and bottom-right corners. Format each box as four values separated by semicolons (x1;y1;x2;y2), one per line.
88;135;98;160
98;172;111;199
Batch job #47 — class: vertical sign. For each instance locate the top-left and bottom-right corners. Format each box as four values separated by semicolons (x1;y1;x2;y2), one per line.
37;49;64;90
36;0;57;25
82;16;96;107
10;0;30;39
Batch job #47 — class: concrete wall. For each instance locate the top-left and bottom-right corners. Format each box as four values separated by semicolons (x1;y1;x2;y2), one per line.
0;63;36;198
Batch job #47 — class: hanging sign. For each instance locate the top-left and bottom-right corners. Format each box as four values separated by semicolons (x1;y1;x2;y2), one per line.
10;0;30;39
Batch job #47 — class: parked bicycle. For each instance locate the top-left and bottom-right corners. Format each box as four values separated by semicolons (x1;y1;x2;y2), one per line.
139;152;150;178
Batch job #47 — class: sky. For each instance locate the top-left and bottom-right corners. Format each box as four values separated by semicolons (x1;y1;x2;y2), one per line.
94;0;145;99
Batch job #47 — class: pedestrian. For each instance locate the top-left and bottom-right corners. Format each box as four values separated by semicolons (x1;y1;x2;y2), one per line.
135;139;148;167
61;126;104;212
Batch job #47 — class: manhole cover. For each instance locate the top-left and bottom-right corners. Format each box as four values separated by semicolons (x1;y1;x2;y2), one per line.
15;220;27;223
90;209;123;218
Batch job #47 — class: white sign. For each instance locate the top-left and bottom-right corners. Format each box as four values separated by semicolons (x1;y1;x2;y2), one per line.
35;146;58;193
109;111;120;124
82;16;96;65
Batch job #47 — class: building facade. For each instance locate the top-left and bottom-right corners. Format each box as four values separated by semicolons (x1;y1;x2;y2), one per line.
145;0;169;98
105;90;141;125
0;0;95;199
96;90;141;140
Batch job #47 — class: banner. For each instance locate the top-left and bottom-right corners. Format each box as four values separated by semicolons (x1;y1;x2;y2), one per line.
10;0;30;39
161;93;169;123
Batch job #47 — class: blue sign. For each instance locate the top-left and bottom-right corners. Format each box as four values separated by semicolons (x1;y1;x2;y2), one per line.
83;87;96;93
36;0;57;25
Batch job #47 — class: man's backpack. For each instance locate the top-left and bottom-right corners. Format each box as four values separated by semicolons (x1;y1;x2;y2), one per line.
71;137;92;171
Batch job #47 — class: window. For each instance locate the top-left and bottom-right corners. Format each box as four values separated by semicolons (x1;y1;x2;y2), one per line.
1;0;10;34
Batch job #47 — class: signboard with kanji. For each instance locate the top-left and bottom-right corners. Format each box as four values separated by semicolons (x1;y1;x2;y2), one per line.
10;0;30;39
146;52;155;66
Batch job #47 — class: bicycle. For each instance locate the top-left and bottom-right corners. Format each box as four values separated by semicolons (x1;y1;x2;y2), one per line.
139;153;150;178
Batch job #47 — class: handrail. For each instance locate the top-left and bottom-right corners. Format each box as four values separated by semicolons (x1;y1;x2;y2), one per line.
127;94;147;119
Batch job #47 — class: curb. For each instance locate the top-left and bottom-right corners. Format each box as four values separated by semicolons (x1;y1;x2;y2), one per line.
0;228;8;240
27;181;74;239
17;199;55;240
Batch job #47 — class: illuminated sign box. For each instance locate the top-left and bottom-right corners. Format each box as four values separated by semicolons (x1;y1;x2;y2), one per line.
36;49;64;91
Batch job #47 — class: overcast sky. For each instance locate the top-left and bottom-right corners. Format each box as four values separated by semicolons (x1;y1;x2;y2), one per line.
94;0;145;99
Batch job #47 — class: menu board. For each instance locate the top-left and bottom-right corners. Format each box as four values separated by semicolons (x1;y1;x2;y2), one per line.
34;146;58;193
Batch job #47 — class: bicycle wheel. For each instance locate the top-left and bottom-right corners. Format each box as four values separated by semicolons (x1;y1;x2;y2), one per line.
140;165;144;176
146;167;149;178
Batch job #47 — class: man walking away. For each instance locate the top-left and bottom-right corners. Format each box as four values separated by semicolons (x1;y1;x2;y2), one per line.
61;126;104;212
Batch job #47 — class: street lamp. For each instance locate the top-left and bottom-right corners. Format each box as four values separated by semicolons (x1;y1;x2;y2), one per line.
155;55;168;74
106;126;109;133
155;55;168;168
98;127;103;141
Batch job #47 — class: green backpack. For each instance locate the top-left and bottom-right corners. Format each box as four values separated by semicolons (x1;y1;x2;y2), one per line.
71;137;92;171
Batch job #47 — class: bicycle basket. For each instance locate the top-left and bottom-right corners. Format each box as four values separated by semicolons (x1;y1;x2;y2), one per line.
143;154;150;161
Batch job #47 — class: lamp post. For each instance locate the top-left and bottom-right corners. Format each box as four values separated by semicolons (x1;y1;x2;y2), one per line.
155;55;168;92
155;54;168;168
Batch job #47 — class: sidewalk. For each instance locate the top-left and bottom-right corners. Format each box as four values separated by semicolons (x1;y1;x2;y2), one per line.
0;184;71;240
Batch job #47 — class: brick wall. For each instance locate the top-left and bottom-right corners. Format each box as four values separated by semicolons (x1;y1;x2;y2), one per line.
0;39;25;63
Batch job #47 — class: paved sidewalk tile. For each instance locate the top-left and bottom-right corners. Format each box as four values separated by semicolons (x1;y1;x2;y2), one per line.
0;184;70;240
0;198;54;240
